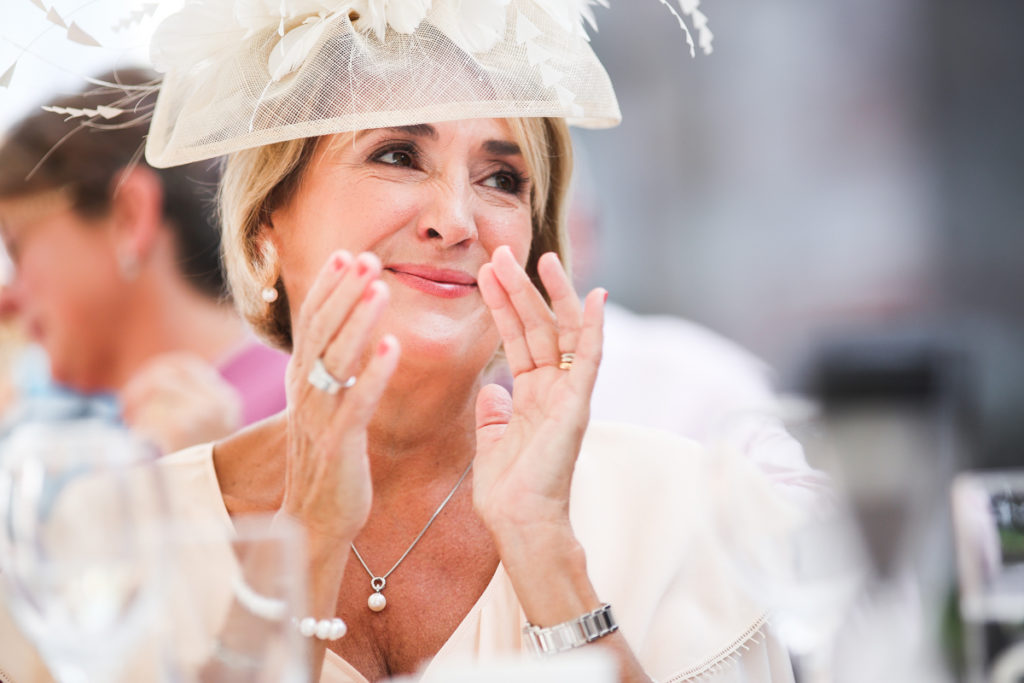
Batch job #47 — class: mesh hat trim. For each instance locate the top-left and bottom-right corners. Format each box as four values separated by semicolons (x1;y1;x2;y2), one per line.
144;2;623;168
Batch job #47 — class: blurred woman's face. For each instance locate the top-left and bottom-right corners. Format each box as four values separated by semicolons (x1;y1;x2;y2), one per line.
0;197;127;390
269;118;534;369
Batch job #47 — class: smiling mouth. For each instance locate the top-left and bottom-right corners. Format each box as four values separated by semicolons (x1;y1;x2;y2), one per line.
384;266;477;299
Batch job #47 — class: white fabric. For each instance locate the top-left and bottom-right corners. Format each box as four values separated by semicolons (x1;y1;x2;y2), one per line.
593;302;830;509
0;421;798;682
151;421;793;682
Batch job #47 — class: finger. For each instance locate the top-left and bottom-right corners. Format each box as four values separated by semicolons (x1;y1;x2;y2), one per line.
490;245;559;368
537;252;583;357
320;279;390;382
297;252;381;366
295;250;352;336
474;382;513;432
474;383;514;471
567;288;606;396
337;334;401;427
478;263;534;375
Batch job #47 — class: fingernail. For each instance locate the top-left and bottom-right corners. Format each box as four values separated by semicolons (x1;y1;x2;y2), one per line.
332;252;349;271
601;289;608;303
362;282;378;302
376;336;392;356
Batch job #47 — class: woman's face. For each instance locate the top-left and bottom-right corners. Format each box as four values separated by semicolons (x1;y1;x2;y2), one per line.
0;197;126;390
269;118;535;367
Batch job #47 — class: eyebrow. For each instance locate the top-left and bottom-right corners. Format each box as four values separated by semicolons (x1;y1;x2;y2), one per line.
483;139;522;157
357;124;523;160
382;124;439;140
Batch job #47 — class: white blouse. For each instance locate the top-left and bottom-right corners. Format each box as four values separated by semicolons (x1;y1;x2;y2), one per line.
0;421;797;683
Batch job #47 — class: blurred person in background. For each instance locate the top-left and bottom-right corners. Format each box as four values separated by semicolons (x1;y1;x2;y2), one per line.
0;239;24;416
0;68;289;454
560;149;828;508
0;69;290;682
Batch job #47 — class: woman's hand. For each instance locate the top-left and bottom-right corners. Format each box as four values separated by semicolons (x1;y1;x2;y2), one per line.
473;245;605;533
121;352;243;454
475;247;651;683
279;250;400;544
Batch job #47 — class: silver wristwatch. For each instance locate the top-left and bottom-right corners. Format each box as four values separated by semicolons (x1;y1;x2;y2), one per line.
523;603;619;656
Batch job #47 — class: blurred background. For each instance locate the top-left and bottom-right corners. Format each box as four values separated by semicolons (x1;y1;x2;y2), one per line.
576;0;1024;470
575;3;1024;678
3;0;1021;465
2;0;1023;679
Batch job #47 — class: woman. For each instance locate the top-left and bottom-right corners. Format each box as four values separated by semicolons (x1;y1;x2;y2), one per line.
142;2;796;681
0;69;290;450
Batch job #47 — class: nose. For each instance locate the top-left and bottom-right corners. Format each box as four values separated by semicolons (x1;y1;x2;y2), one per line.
416;179;477;248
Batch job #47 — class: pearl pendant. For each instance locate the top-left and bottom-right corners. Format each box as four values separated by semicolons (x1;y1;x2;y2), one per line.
368;592;386;612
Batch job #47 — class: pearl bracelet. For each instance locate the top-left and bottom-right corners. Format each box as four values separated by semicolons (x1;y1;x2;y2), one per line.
232;576;347;640
232;576;287;622
294;616;348;641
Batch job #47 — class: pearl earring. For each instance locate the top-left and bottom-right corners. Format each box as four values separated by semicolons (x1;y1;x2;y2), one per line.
261;285;279;303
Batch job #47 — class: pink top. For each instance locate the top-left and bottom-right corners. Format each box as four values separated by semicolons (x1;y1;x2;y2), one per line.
217;341;289;425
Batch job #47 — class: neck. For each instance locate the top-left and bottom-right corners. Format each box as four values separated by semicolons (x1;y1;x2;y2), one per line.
365;353;484;496
107;272;247;389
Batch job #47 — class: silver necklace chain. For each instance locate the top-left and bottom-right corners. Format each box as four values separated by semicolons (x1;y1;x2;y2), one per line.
350;460;473;610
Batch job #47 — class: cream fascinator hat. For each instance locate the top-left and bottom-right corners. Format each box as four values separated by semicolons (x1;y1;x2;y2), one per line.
144;0;712;168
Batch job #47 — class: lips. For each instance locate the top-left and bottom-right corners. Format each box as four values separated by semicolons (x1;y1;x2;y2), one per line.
384;264;477;299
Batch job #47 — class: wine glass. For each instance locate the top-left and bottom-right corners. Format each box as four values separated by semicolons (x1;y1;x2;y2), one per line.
156;513;310;682
0;417;165;683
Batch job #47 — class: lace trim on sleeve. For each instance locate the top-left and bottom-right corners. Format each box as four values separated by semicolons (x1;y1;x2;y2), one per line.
663;614;769;682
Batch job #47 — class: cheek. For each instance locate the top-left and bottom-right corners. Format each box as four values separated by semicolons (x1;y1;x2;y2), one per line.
285;182;419;257
24;242;115;317
482;210;534;264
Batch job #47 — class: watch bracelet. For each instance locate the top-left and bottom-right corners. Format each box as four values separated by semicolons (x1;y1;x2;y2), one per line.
523;603;618;655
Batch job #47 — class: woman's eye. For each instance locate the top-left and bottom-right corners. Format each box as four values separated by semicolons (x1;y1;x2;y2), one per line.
483;172;520;194
376;149;414;167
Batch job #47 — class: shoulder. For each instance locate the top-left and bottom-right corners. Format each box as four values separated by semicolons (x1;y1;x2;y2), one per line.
569;421;795;681
160;441;217;488
593;305;781;436
158;441;232;522
602;303;770;380
572;421;708;526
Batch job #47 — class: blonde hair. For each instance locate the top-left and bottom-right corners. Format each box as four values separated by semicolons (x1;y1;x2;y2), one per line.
219;117;574;351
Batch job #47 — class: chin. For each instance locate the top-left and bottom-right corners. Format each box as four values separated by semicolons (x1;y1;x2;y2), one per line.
46;351;107;394
386;311;498;376
47;362;89;392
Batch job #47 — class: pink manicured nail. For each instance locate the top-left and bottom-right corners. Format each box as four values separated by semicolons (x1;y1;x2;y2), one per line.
332;252;348;271
376;336;391;356
601;289;608;303
362;282;378;302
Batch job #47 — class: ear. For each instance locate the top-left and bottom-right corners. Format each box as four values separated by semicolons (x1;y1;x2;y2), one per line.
107;165;165;267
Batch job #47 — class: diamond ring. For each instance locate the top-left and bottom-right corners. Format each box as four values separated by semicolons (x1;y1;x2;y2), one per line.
307;357;357;395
